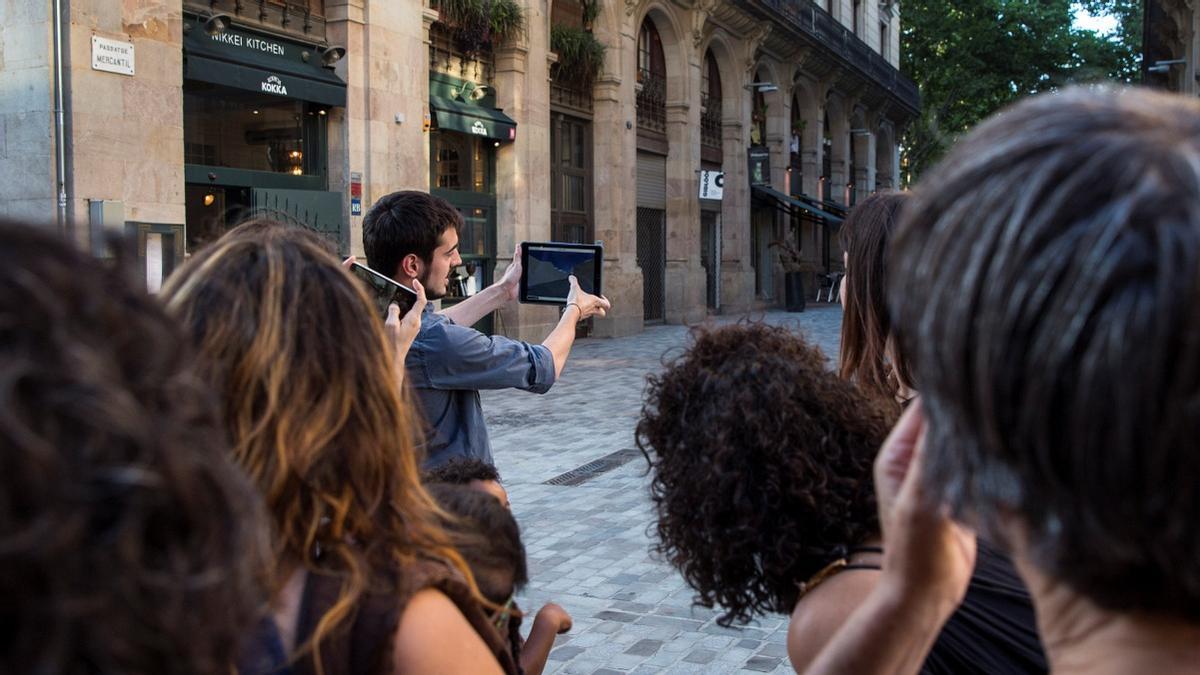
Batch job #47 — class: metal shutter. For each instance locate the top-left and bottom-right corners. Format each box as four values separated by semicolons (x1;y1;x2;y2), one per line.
636;151;666;210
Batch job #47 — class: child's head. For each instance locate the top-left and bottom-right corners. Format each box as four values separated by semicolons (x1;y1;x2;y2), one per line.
425;458;510;508
426;483;527;605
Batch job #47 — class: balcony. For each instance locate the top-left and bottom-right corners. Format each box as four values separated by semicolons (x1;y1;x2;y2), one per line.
733;0;919;114
636;70;667;135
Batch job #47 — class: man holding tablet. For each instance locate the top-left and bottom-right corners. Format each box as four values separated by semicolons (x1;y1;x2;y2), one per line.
363;190;612;468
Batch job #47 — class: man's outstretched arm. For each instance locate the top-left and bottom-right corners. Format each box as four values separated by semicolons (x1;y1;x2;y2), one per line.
440;244;521;327
541;276;611;379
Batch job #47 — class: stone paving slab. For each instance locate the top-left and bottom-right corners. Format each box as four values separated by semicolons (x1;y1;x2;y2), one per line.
488;306;843;674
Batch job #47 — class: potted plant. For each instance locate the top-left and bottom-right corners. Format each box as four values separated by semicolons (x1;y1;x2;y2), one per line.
435;0;525;56
550;24;606;86
769;237;812;312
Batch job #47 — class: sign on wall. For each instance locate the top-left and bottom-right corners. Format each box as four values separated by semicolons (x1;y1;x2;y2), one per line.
747;147;771;187
92;36;135;76
698;170;725;200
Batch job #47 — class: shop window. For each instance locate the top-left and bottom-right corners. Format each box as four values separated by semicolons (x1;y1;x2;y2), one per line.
183;80;326;177
430;131;493;194
551;113;592;243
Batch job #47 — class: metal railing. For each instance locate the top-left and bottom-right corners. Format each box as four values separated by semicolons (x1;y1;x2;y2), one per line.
636;71;667;134
701;96;722;149
735;0;919;113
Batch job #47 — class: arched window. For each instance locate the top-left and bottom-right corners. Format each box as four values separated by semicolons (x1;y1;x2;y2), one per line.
701;50;722;155
636;19;666;134
750;74;768;147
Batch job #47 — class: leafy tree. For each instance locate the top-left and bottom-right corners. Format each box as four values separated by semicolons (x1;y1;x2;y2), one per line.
900;0;1142;182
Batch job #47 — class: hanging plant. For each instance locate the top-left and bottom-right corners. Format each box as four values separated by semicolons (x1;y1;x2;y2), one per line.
580;0;601;29
488;0;526;45
436;0;525;55
551;24;606;86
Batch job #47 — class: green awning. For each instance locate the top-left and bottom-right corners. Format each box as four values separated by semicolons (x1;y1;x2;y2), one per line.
182;14;346;106
752;185;845;224
184;55;346;106
430;96;517;142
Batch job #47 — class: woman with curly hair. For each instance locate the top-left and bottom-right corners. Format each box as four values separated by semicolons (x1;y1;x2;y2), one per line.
162;221;512;675
0;220;265;674
838;191;914;411
636;323;1045;674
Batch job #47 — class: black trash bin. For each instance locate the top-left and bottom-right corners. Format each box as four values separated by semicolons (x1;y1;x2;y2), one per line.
784;271;806;312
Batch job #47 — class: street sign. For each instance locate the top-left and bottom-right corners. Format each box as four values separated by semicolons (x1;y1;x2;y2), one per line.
699;170;725;200
92;36;135;76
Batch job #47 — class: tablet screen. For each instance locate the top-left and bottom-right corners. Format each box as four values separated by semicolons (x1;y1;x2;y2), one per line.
520;242;602;304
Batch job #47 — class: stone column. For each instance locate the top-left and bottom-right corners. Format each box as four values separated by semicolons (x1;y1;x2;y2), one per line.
589;14;643;337
329;0;431;257
719;112;753;314
662;56;707;325
492;0;563;341
764;80;790;303
852;130;874;201
828;104;850;205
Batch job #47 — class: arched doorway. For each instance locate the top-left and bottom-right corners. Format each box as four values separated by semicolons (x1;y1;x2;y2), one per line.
700;48;723;311
635;16;668;323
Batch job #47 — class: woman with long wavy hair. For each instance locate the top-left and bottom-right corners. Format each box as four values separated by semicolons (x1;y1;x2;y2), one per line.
838;191;914;411
162;221;511;675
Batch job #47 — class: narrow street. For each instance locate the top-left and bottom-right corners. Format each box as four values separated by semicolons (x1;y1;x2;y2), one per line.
492;306;843;674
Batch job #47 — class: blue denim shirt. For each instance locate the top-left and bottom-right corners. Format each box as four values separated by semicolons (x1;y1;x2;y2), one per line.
406;303;556;468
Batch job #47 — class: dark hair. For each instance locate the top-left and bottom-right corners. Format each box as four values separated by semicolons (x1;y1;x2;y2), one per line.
363;190;463;278
426;484;528;604
636;323;892;625
424;458;503;486
890;87;1200;620
838;191;913;408
0;220;266;673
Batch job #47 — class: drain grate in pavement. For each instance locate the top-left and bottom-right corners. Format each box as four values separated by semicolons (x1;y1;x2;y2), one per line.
543;448;643;486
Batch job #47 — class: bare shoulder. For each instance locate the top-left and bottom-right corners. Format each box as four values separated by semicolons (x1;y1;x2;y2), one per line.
787;569;881;672
392;588;504;675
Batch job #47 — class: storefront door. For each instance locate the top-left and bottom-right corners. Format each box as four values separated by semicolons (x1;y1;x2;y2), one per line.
431;129;497;334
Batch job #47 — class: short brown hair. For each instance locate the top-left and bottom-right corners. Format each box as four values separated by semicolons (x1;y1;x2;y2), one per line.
890;87;1200;620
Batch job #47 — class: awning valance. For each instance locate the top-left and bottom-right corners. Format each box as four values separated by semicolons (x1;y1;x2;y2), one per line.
184;55;347;106
752;185;845;225
430;97;517;142
182;14;347;106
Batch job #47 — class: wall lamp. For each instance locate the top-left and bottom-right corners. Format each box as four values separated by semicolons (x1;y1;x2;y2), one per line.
745;82;779;93
204;13;232;36
1148;58;1186;74
849;128;872;136
320;45;347;67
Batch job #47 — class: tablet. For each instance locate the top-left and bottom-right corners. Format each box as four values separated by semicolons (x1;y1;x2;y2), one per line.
519;241;603;305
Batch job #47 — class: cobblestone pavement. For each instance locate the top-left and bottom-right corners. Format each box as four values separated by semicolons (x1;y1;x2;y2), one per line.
486;305;843;675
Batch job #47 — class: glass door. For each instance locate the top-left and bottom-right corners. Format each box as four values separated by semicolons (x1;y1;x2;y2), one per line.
431;129;497;334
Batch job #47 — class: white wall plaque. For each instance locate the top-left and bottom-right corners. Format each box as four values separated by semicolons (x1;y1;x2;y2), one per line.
92;36;135;76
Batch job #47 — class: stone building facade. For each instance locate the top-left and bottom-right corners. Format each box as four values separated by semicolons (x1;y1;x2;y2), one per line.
1145;0;1199;95
0;0;916;337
